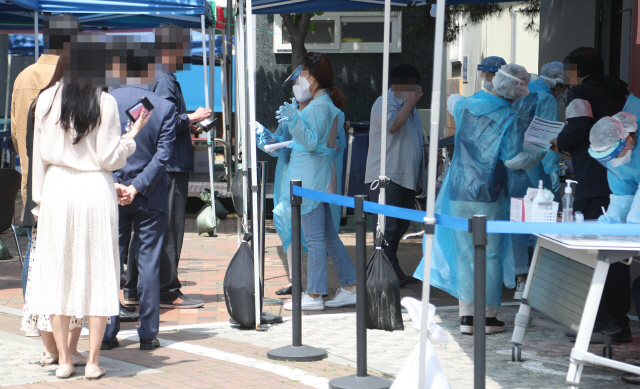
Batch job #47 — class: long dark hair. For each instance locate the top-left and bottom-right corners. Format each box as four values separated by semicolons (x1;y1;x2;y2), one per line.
57;84;103;144
30;55;64;120
303;52;347;109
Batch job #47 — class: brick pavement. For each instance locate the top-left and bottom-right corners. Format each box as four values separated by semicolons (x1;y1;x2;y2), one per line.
4;198;640;388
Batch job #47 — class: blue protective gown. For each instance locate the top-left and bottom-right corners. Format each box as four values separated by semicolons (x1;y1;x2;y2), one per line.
414;91;520;306
272;91;346;233
598;94;640;224
510;78;560;275
257;119;308;253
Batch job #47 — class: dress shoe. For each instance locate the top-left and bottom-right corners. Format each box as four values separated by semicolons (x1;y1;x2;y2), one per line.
119;305;140;322
100;338;119;351
55;364;75;378
275;285;292;295
140;338;160;350
611;326;633;343
85;364;106;380
40;350;58;366
123;305;137;313
397;270;420;283
622;372;640;385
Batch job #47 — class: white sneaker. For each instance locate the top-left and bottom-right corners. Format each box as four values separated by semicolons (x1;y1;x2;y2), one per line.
325;287;357;308
284;293;325;311
26;329;41;337
513;280;526;300
80;325;90;338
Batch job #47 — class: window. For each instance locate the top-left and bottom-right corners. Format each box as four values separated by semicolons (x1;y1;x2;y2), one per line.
273;11;402;54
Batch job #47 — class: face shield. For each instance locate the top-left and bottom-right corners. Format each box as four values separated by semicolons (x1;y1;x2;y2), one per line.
282;64;303;87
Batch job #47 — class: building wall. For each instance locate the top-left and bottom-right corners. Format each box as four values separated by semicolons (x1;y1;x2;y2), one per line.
538;0;598;71
448;7;540;98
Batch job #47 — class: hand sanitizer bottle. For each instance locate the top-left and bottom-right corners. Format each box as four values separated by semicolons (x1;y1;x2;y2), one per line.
562;180;578;222
533;180;547;203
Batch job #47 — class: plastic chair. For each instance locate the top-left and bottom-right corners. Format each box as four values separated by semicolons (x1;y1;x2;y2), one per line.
0;168;23;268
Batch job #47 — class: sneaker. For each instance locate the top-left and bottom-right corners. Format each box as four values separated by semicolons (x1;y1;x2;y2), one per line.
80;325;89;338
123;298;139;306
160;294;204;309
513;280;526;300
325;287;357;308
26;329;41;337
140;338;160;351
460;316;506;335
611;326;633;343
284;292;325;311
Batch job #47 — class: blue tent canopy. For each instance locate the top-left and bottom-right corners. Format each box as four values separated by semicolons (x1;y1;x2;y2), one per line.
251;0;516;14
9;33;41;54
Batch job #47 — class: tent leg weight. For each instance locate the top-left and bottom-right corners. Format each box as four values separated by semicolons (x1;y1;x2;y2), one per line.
603;345;613;359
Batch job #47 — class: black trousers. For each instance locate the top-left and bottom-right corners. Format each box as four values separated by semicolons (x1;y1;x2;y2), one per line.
159;172;190;301
367;181;417;274
575;196;631;329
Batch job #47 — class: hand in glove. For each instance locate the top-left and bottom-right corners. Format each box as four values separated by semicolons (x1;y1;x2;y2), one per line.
550;171;561;193
255;122;277;146
255;121;268;136
276;98;299;123
598;214;624;224
504;146;545;170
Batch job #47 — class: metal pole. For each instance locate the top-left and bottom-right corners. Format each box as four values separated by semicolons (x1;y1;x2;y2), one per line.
201;15;217;238
223;0;234;193
259;161;267;293
267;181;326;361
355;195;368;377
420;1;446;387
34;12;38;61
291;180;302;348
329;196;391;389
472;215;488;389
376;0;392;234
208;24;218;236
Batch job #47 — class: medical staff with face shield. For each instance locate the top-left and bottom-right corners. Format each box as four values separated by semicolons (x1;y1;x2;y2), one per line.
589;110;639;224
510;62;568;299
414;64;543;335
254;65;313;296
478;56;507;93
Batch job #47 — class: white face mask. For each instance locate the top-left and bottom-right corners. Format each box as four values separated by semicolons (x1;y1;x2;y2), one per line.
483;80;494;93
293;75;313;102
610;150;633;167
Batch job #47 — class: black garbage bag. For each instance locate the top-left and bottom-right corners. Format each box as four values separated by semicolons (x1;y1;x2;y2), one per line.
231;168;251;217
223;233;262;327
366;248;404;331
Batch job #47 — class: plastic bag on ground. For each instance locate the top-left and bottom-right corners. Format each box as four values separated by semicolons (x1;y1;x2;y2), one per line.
223;234;262;327
391;297;450;389
366;244;404;331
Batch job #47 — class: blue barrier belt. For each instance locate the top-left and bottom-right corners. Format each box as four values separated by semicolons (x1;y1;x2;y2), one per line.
291;186;640;236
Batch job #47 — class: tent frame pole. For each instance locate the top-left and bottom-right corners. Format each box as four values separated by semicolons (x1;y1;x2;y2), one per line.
202;15;216;239
245;0;262;330
376;0;392;235
420;0;446;388
34;12;38;61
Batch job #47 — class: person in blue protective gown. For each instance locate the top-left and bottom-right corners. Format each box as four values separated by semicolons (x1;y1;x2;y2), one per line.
510;62;568;299
478;56;507;93
255;94;311;296
273;52;356;311
414;64;544;335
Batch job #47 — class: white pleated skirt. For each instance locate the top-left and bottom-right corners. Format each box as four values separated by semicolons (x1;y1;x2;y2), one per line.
25;165;120;318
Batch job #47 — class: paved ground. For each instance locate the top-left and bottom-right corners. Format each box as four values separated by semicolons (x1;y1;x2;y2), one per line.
3;200;640;388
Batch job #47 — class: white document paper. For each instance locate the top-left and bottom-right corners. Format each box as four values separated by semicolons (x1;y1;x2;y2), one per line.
264;141;292;152
523;116;565;152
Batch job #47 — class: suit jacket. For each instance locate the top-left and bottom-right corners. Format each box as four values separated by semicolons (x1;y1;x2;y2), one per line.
152;72;193;173
111;86;176;213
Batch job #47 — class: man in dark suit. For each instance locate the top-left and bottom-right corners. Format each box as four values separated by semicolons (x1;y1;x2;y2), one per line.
101;80;176;351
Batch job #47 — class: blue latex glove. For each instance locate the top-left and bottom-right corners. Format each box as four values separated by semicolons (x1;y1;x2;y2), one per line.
598;214;624;224
276;99;299;123
598;194;634;224
255;121;268;136
550;171;561;193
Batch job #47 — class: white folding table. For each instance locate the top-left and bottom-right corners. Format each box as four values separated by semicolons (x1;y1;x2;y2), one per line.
511;234;640;386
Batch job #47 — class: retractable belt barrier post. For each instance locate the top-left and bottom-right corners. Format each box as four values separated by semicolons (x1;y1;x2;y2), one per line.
330;196;392;389
267;181;327;362
471;215;488;389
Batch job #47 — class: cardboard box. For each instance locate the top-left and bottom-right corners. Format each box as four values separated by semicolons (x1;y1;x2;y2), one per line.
510;198;525;222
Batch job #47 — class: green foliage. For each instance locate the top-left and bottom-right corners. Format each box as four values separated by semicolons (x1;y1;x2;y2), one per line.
289;12;324;32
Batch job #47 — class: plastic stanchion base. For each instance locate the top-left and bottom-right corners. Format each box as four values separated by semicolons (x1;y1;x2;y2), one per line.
261;312;283;324
267;345;328;362
329;374;393;389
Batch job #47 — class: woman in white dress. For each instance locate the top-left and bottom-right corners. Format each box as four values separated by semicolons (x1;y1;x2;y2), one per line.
27;79;149;378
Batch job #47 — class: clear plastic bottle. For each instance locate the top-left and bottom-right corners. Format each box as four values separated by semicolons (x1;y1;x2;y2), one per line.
562;180;578;223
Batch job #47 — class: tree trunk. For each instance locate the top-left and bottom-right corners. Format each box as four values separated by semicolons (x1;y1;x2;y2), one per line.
281;13;312;72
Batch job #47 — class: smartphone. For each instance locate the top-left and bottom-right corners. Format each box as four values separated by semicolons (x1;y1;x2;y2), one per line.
125;97;154;122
